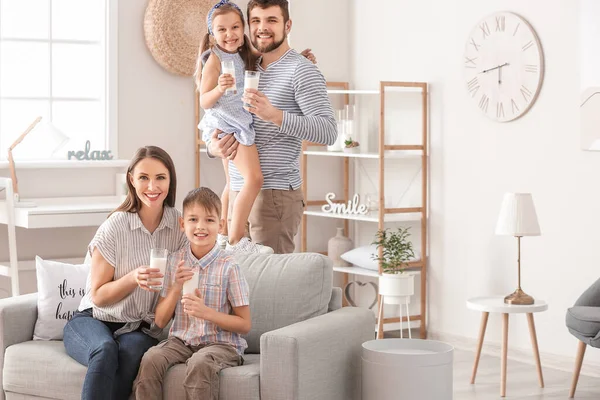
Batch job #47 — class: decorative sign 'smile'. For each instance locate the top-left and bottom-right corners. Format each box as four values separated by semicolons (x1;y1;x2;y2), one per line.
68;140;113;160
321;192;369;215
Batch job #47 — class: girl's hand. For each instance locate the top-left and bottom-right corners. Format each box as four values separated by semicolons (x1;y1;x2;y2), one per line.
172;261;194;292
300;48;317;64
181;289;212;319
133;266;163;292
218;73;235;93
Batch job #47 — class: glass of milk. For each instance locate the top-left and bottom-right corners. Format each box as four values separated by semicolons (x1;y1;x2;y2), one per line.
148;248;168;290
182;267;200;296
243;70;260;108
221;60;237;95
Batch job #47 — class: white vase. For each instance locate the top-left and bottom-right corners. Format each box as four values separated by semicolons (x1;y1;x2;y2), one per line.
379;273;414;305
328;227;353;267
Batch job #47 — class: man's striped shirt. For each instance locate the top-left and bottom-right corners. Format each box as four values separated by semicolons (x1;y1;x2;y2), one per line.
228;49;337;191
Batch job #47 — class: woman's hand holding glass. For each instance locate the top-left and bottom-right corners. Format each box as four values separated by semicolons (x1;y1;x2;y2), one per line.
133;266;164;292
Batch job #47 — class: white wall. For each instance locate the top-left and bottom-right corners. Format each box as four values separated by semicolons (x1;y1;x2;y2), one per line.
350;0;598;363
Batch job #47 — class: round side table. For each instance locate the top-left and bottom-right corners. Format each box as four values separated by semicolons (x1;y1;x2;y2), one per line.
466;296;548;398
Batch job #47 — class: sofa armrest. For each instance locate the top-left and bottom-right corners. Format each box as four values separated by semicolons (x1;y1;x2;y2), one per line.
575;277;600;307
0;293;37;400
260;307;374;400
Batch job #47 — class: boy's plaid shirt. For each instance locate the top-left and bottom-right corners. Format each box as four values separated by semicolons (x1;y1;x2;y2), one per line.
161;243;250;355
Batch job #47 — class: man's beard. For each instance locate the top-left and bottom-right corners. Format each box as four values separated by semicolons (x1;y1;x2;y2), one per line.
252;31;286;53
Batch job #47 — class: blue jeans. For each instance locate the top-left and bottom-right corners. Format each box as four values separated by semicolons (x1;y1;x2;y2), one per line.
63;309;158;400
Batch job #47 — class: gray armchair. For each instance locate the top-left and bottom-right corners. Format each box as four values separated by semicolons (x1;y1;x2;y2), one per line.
0;252;374;400
565;277;600;398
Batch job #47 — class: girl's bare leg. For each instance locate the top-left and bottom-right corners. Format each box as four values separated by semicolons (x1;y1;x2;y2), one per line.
228;144;263;245
220;158;230;236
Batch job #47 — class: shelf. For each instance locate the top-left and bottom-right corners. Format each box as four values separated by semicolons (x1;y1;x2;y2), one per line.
0;159;130;169
303;148;422;159
333;264;423;278
327;87;426;94
304;207;422;223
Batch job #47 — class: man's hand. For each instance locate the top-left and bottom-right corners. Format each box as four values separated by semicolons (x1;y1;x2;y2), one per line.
242;88;284;127
181;288;213;320
300;48;317;64
208;130;239;160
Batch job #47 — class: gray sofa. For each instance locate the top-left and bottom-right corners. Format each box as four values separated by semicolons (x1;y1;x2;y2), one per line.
0;252;374;400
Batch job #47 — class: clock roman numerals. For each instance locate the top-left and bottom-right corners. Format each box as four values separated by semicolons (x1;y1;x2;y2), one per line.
467;77;480;97
464;56;477;68
495;16;505;32
478;94;489;113
470;38;480;52
525;64;539;73
511;99;520;114
480;22;490;38
520;85;533;102
496;102;505;119
522;40;534;52
513;23;520;36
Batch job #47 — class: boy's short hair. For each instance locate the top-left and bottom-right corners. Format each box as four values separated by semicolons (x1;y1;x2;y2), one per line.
182;187;222;218
247;0;289;23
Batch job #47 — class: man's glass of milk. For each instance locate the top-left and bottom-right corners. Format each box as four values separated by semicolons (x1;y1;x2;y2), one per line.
182;267;200;296
149;248;168;290
243;70;260;108
221;60;237;95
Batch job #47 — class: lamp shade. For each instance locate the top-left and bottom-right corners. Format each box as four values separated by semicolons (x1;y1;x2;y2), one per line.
11;121;69;160
495;193;541;236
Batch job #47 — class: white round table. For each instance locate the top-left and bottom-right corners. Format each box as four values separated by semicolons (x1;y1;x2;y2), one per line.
466;296;548;398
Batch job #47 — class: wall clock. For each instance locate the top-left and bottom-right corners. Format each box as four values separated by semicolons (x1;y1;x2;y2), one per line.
464;12;544;122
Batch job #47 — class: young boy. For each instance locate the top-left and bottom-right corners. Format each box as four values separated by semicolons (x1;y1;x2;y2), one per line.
133;187;251;400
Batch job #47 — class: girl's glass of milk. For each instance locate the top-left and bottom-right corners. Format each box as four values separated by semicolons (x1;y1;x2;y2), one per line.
221;60;237;95
243;70;260;108
149;248;168;290
183;267;200;296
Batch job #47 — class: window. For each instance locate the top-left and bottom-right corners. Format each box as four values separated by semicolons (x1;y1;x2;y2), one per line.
0;0;117;160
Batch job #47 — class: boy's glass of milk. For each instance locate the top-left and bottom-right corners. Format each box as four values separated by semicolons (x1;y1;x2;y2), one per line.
149;248;168;290
182;267;200;296
243;70;260;108
221;60;237;95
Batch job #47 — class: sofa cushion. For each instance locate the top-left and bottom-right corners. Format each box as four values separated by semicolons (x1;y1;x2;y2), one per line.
5;341;259;400
566;306;600;337
34;257;89;340
4;341;85;400
236;253;333;354
163;354;260;400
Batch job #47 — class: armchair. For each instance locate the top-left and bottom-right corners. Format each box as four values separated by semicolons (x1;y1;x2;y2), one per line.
565;277;600;398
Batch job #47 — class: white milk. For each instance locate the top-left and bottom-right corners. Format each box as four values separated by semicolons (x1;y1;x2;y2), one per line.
244;76;260;91
221;61;237;95
149;257;167;290
182;270;200;295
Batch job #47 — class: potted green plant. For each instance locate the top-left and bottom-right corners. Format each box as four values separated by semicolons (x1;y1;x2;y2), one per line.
343;137;360;153
372;227;416;304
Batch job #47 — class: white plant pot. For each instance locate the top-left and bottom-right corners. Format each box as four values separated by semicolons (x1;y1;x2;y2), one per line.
379;273;414;305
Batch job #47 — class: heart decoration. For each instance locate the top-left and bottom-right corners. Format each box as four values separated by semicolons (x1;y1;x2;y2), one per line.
344;281;379;310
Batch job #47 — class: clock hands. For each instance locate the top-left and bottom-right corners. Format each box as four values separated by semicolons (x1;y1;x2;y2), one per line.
479;62;509;85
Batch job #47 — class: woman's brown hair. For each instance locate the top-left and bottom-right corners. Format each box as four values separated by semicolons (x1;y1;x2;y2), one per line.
110;146;177;217
194;3;256;91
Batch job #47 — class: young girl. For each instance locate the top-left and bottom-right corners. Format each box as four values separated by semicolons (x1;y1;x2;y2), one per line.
195;0;271;254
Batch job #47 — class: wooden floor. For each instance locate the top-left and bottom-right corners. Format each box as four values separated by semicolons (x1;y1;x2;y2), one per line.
453;348;600;399
382;330;599;399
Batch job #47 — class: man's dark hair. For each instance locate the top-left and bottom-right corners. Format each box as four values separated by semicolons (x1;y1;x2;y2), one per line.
247;0;289;23
182;187;222;218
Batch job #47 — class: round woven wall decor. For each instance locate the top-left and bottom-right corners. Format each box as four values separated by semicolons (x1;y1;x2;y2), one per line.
144;0;215;76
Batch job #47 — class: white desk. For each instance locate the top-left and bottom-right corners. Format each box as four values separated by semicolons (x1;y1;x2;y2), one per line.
0;177;122;296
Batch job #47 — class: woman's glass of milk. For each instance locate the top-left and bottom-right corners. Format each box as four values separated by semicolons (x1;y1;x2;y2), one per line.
149;248;168;290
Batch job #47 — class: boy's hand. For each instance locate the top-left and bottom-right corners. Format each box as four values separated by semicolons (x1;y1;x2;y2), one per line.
172;261;194;292
218;73;235;93
182;288;212;319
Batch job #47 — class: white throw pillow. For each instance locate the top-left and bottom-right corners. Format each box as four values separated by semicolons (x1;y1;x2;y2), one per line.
340;245;421;271
34;256;89;341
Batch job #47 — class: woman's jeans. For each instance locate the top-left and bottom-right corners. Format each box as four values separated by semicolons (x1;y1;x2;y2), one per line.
63;309;158;400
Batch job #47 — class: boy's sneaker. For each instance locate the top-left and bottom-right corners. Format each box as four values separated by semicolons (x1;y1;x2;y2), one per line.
217;234;228;249
226;237;274;254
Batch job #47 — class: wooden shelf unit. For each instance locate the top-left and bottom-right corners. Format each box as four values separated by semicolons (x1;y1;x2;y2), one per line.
301;81;429;339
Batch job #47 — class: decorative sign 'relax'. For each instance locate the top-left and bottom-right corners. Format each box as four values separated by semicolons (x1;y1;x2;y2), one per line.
68;140;113;160
321;192;369;215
